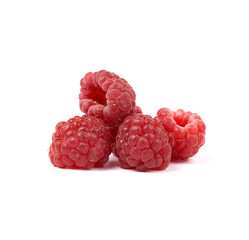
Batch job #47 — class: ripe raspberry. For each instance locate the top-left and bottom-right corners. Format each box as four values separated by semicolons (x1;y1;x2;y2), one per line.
108;106;143;149
107;125;119;150
114;114;172;171
131;106;143;115
79;70;136;126
157;108;206;161
49;115;111;169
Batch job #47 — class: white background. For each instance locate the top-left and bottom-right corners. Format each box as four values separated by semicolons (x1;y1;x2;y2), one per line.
0;1;249;239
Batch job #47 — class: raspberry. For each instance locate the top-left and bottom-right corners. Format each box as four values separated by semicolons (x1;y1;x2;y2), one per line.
107;125;119;150
114;114;172;171
132;106;143;115
49;115;112;169
79;70;136;126
108;106;143;149
157;108;206;161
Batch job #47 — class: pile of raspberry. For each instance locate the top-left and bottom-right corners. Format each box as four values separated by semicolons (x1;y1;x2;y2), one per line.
49;70;206;171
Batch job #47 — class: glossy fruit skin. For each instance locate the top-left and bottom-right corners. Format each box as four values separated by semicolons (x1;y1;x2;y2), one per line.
49;115;111;169
79;70;136;126
114;114;172;171
157;108;206;161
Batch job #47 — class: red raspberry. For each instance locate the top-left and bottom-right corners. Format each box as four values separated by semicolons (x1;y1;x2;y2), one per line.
49;115;112;169
114;114;172;171
108;106;143;149
79;70;136;126
107;125;119;150
157;108;206;161
131;106;143;115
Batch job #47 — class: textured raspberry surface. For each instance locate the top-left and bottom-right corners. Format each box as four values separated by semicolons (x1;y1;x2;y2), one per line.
131;106;143;115
79;70;136;126
157;108;206;161
114;114;172;171
108;106;143;149
49;115;111;169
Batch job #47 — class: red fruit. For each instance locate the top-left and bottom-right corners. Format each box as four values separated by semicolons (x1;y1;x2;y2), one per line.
131;106;143;115
79;70;136;126
49;116;112;169
107;106;143;150
157;108;206;161
114;114;172;171
107;125;119;150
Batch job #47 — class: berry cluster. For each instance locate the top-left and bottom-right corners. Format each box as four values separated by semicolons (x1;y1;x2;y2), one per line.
49;70;206;171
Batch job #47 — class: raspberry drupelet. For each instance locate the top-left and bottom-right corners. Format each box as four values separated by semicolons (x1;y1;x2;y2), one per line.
79;70;136;126
114;114;172;171
108;106;143;150
157;108;206;161
49;115;112;169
